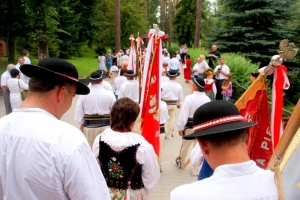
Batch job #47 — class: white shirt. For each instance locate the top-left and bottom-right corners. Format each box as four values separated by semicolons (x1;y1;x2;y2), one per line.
170;161;278;200
1;71;11;88
102;80;113;91
160;100;169;124
0;108;110;200
88;80;113;92
168;58;181;71
176;54;181;61
180;48;188;54
161;76;169;84
118;80;139;103
161;80;183;105
196;60;209;74
23;56;31;64
92;128;160;193
7;78;28;110
74;84;116;124
119;55;129;65
15;64;29;84
214;64;230;80
177;92;211;131
162;56;170;65
113;76;127;95
190;142;203;166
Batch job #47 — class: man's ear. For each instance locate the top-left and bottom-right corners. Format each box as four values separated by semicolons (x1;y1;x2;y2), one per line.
245;129;250;146
57;85;66;103
196;137;210;156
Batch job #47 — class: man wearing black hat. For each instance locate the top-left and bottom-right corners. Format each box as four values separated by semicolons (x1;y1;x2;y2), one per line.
88;70;113;92
175;76;211;174
118;70;139;103
161;70;183;139
0;58;110;200
75;71;116;148
170;101;278;199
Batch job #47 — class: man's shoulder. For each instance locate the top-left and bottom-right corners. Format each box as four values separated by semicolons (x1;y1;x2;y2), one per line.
171;181;206;200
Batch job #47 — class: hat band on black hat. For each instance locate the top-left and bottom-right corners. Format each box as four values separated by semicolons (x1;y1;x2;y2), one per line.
193;115;244;132
89;75;102;81
194;78;204;88
56;72;78;82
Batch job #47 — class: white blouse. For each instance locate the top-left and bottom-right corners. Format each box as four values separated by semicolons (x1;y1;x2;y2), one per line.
93;128;160;193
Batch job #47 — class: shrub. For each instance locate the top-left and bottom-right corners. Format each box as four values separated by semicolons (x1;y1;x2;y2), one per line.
222;53;259;100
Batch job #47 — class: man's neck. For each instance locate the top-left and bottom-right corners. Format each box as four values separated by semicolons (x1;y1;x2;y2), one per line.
207;143;250;170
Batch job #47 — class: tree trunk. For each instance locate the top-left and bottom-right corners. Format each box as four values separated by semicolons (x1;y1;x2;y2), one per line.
194;0;202;48
160;0;165;31
115;0;121;52
8;38;15;64
168;0;172;50
38;40;48;60
174;0;179;15
7;0;15;63
37;19;49;60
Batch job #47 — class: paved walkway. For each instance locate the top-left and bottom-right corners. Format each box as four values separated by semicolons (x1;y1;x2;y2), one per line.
0;74;198;200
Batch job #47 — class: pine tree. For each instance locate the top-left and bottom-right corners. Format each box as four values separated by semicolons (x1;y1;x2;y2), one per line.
214;0;297;65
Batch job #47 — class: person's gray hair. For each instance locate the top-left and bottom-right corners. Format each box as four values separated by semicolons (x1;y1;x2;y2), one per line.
7;64;16;71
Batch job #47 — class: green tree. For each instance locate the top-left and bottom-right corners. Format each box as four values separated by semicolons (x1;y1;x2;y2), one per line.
73;0;101;48
0;0;27;63
95;0;147;51
214;0;297;65
22;0;60;59
173;0;209;47
56;0;81;58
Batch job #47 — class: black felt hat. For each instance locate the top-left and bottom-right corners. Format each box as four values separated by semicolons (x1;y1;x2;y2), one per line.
192;76;205;92
20;58;90;95
166;69;180;77
124;70;137;77
97;70;108;79
89;71;103;82
184;100;257;140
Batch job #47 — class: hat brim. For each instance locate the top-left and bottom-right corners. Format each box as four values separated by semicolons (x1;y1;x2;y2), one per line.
86;75;103;83
192;78;205;92
166;72;180;77
20;64;90;95
124;73;137;77
183;121;258;140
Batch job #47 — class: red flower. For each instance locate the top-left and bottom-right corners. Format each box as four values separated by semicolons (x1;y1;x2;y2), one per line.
112;165;119;171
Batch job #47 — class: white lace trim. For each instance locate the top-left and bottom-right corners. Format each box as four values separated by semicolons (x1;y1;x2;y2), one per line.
100;128;146;151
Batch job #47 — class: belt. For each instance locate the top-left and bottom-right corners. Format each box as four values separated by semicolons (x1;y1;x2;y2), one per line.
185;118;193;129
160;123;165;134
162;100;178;105
84;114;110;128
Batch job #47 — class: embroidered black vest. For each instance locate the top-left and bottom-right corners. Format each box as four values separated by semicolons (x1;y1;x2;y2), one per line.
98;141;144;190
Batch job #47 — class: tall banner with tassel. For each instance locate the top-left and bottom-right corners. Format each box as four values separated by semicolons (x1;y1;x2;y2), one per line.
128;35;137;73
271;63;290;150
140;25;166;156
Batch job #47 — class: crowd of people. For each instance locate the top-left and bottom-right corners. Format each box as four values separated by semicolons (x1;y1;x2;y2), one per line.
0;44;278;200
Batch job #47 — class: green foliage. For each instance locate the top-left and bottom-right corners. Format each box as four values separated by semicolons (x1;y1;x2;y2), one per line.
174;0;197;47
214;0;298;65
174;0;210;47
221;53;259;100
94;0;148;52
186;48;208;64
285;72;300;105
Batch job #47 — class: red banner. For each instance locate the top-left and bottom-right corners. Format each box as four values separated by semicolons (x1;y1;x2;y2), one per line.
271;64;290;150
140;29;165;156
236;75;273;168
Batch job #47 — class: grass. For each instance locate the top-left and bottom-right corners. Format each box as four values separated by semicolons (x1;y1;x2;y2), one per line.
0;48;98;78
